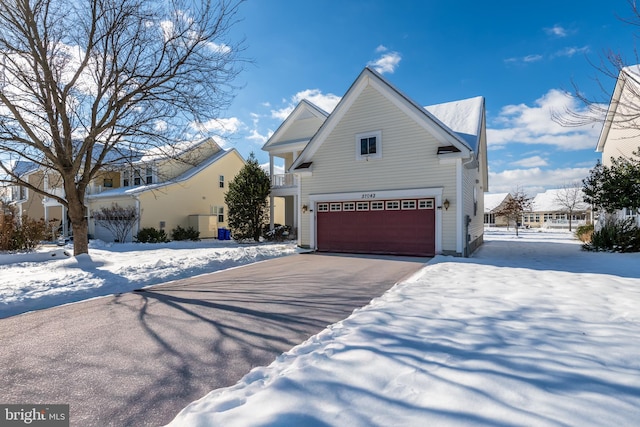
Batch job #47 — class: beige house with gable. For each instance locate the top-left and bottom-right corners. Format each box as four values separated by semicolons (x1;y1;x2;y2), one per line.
87;138;245;241
263;67;488;257
8;137;247;242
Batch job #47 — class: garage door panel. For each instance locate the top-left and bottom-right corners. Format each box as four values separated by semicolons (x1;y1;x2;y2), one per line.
316;199;435;256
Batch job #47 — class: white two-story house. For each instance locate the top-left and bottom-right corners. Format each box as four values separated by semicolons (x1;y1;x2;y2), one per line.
263;67;488;257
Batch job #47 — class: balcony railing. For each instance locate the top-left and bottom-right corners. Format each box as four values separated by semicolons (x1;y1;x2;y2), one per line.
271;173;297;188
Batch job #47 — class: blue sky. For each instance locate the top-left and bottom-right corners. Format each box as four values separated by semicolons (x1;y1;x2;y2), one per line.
216;0;637;196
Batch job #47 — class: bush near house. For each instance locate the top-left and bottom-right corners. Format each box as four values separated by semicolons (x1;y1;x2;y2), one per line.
0;202;49;251
575;224;594;243
171;225;200;241
583;218;640;252
135;227;169;243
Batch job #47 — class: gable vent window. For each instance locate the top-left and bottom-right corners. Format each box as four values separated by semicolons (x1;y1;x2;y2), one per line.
355;131;382;161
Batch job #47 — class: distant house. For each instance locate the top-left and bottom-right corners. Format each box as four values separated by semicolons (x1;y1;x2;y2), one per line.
596;65;640;225
263;67;488;257
6;138;247;242
484;193;512;227
523;189;591;229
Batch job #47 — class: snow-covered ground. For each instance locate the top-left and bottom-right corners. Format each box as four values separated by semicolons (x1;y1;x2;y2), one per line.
166;229;640;427
0;239;299;319
2;230;639;426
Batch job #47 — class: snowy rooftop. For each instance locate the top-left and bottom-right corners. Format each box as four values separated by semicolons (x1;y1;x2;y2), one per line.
531;188;590;212
425;96;484;151
484;193;510;212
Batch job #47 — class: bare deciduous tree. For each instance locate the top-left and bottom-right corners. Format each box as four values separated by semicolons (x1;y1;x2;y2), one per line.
552;1;640;130
493;187;532;237
93;203;139;243
0;0;245;255
554;183;586;232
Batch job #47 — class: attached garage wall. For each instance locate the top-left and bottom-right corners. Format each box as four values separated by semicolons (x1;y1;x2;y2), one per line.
298;84;458;253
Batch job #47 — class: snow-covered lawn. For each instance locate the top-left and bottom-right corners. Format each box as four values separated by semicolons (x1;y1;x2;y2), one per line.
0;239;299;319
2;230;639;426
166;229;640;427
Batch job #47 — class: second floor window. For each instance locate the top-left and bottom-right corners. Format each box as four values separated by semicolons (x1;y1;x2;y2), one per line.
123;171;130;187
219;175;224;188
146;167;153;184
355;131;382;161
133;169;142;186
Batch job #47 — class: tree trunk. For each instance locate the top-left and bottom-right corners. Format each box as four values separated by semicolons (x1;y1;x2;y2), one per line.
65;182;89;256
71;220;89;255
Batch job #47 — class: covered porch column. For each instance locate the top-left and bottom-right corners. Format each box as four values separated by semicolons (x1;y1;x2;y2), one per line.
269;154;275;231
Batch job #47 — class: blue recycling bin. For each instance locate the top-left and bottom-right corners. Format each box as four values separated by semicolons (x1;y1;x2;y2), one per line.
224;229;231;240
217;228;225;240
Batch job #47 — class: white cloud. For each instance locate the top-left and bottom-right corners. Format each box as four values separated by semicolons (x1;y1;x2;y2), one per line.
368;46;402;74
512;156;548;167
554;46;589;58
246;128;273;145
544;25;569;37
190;117;242;134
488;89;604;151
504;54;543;65
523;54;543;63
488;166;591;195
271;89;341;120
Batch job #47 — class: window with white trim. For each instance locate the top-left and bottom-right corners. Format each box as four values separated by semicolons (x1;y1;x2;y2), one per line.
217;206;224;223
146;166;154;185
330;203;342;212
317;203;329;212
371;201;384;210
401;200;416;210
355;131;382;161
386;201;400;210
219;175;224;188
356;202;369;211
418;199;434;209
343;202;355;211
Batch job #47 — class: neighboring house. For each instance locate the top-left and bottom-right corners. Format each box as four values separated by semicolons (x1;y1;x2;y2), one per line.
87;138;245;241
484;193;512;227
596;65;640;225
7;161;68;235
523;189;591;229
263;67;488;257
6;137;246;242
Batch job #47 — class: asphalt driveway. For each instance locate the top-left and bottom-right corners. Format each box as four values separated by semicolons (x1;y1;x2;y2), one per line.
0;252;427;427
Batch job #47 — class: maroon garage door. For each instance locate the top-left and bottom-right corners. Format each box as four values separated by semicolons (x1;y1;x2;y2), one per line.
316;199;436;256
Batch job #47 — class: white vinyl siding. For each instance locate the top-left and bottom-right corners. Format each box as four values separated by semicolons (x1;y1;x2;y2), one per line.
299;84;458;252
300;83;460;252
280;117;325;143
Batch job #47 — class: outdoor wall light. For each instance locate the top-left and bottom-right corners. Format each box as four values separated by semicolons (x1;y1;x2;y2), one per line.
302;204;308;213
443;199;450;210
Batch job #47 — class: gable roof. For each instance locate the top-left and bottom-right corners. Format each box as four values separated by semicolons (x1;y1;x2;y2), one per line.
262;99;328;153
596;65;640;152
484;193;511;213
87;148;243;200
290;67;481;170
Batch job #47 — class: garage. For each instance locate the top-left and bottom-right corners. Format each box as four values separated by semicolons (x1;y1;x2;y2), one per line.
316;198;436;256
